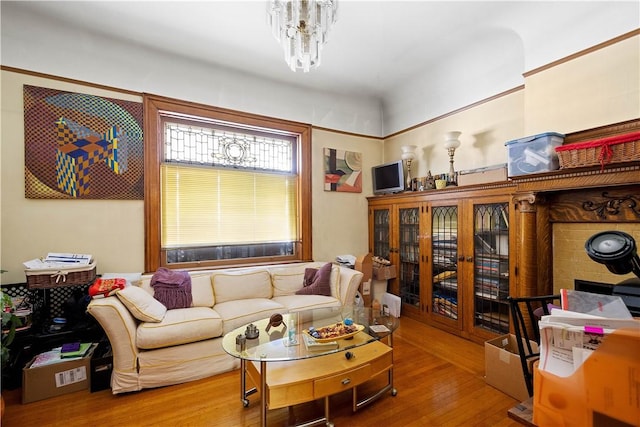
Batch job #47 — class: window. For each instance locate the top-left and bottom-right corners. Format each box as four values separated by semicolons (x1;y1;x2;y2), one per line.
144;95;312;272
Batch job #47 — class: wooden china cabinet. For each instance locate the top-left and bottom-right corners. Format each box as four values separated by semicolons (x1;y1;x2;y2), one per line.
368;185;517;343
368;119;640;344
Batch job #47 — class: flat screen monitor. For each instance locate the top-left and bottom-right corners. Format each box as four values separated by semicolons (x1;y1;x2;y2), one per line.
372;160;405;195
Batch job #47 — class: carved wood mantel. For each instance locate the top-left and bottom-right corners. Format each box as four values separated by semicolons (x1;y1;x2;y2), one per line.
513;192;540;212
548;187;640;222
509;118;640;298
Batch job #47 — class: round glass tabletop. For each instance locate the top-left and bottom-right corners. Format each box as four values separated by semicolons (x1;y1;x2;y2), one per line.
222;305;399;362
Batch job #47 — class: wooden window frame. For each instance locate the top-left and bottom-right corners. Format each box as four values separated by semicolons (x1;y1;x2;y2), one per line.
143;94;312;272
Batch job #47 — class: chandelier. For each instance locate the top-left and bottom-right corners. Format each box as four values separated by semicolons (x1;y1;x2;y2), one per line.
267;0;338;72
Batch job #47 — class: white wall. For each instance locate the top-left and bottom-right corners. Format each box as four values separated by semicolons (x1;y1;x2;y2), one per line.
524;36;640;134
0;2;383;137
1;29;639;284
2;2;638;138
311;130;382;263
0;70;381;284
381;35;640;179
385;90;525;178
0;72;146;284
382;26;525;137
381;2;640;136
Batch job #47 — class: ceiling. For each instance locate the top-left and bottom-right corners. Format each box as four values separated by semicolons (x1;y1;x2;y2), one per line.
2;1;638;135
7;1;636;98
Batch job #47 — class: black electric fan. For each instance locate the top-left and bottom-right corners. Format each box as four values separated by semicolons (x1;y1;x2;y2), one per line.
585;230;640;315
585;231;640;282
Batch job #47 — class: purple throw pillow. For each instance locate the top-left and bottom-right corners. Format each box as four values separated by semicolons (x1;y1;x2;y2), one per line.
303;268;318;287
296;262;332;296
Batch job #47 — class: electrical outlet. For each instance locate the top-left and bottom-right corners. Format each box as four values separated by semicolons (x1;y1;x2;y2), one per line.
362;280;371;295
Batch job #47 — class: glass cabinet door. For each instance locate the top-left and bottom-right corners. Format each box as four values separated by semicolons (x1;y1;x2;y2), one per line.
398;207;420;310
472;202;510;334
431;205;460;323
372;207;391;260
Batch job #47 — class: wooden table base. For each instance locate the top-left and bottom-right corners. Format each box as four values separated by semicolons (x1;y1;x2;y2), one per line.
240;340;395;427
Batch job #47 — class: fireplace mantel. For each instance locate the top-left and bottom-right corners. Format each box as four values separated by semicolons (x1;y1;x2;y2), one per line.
509;119;640;297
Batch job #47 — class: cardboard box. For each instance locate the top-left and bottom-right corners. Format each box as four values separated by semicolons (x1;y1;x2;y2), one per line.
373;265;396;280
355;253;373;306
458;164;507;186
371;279;388;303
484;334;536;402
381;292;401;317
533;328;640;427
22;343;97;403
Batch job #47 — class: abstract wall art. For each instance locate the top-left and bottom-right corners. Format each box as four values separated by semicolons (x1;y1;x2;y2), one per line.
23;85;143;199
324;147;362;193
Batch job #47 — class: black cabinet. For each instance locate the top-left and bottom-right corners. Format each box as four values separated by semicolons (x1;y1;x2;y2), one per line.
1;282;104;390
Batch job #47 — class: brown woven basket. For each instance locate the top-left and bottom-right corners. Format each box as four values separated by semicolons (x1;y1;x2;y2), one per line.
26;262;97;289
555;132;640;169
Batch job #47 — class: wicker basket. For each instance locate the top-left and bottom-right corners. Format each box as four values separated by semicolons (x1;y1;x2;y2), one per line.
25;261;97;289
555;131;640;169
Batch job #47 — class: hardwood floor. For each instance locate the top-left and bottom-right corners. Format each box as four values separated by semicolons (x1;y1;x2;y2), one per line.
2;317;523;426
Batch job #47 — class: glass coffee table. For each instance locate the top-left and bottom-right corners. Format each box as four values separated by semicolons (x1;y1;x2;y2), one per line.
222;306;399;427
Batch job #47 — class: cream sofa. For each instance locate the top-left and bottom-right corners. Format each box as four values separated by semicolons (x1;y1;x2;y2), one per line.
87;262;363;394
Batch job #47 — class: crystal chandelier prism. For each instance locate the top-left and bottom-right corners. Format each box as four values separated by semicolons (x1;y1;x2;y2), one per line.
267;0;338;72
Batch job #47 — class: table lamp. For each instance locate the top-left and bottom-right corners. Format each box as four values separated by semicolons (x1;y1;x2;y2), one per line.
444;131;461;185
401;145;417;191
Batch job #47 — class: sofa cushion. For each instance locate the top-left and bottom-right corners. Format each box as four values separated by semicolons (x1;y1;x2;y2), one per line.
190;273;215;307
271;263;341;297
214;298;285;334
211;269;272;304
271;265;307;296
136;307;223;349
117;286;167;322
272;295;341;313
295;262;332;296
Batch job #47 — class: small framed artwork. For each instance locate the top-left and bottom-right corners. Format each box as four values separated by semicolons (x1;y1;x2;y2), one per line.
324;148;362;193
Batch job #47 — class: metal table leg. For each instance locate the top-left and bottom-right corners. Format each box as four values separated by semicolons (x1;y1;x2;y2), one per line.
261;360;267;427
240;358;256;407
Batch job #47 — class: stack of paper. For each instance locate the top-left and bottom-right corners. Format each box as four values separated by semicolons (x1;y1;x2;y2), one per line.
23;253;93;270
538;290;638;378
560;289;632;318
29;343;95;368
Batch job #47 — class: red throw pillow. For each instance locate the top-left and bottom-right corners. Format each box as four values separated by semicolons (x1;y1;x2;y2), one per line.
89;278;126;298
296;263;332;296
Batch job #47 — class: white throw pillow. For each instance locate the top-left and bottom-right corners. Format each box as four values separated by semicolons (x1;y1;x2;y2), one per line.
211;270;272;304
117;286;167;322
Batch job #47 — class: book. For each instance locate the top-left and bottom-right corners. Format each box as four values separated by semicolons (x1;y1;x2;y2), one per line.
61;342;93;358
28;343;95;368
302;333;338;351
369;324;390;334
44;252;92;265
61;342;81;353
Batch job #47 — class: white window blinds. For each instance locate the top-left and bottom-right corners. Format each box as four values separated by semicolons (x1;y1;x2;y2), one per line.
161;164;298;248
